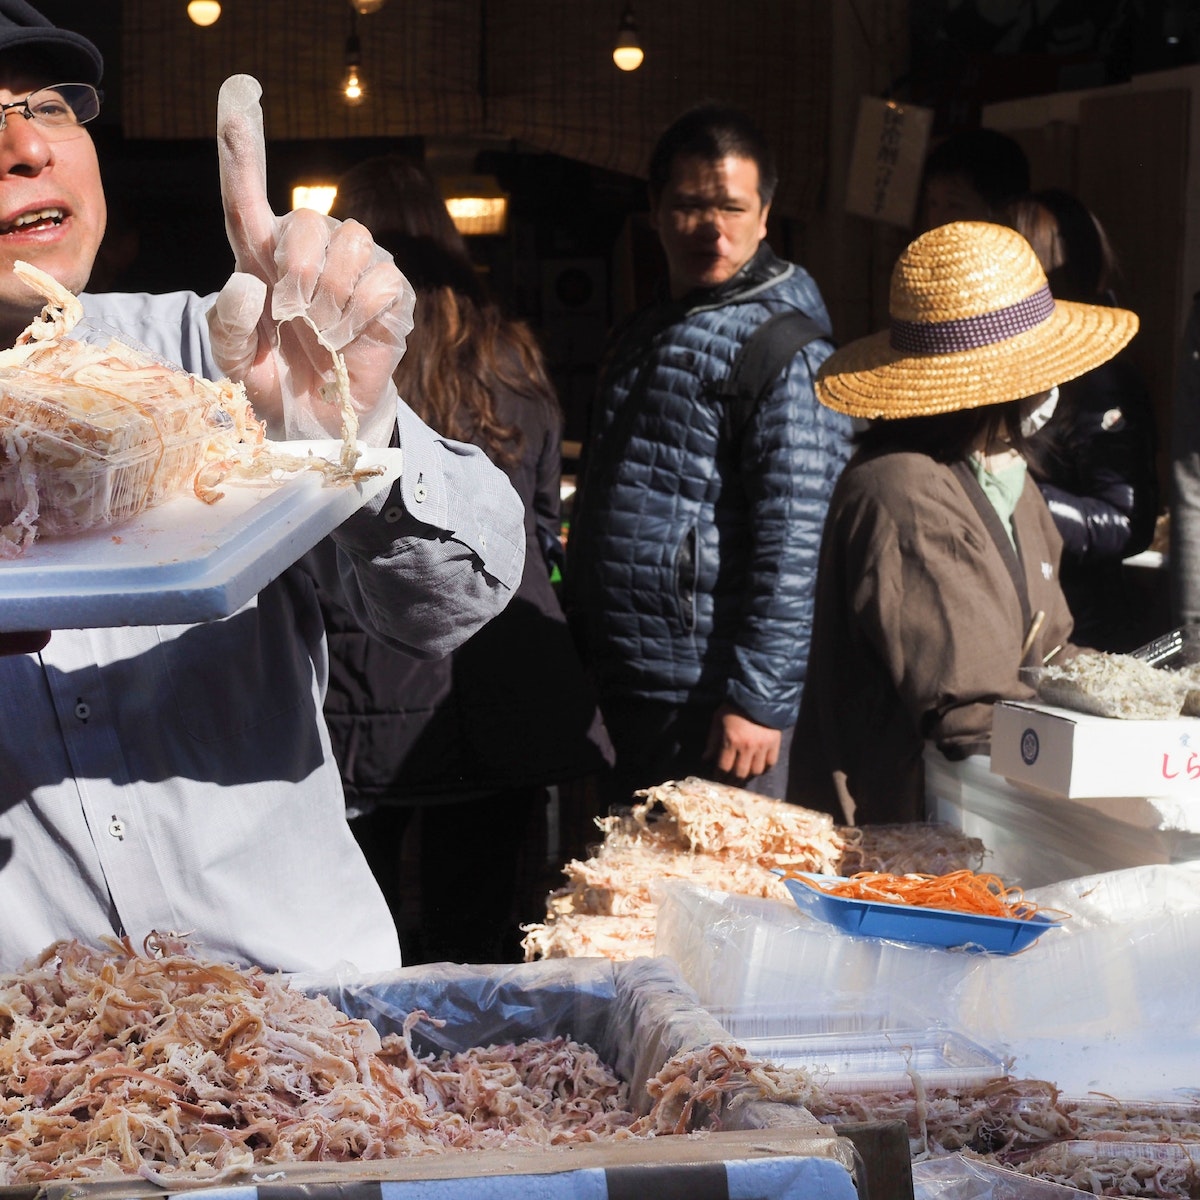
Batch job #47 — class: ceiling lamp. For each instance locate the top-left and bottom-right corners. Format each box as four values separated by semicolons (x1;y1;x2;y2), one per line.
342;29;365;105
613;2;644;71
349;0;387;11
292;184;338;215
442;176;509;237
187;0;221;26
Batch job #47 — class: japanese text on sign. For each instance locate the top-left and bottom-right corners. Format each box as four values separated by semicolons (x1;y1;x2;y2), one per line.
845;96;933;229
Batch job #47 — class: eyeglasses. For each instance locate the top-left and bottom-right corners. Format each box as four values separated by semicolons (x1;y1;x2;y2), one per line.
0;84;101;138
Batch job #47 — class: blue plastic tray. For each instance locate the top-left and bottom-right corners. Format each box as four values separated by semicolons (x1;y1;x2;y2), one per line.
776;872;1060;954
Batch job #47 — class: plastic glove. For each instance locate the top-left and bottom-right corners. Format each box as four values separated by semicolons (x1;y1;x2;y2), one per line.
207;74;415;447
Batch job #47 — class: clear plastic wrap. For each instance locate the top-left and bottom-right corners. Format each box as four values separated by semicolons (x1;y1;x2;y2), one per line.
303;956;761;1120
655;862;1200;1101
911;1152;1089;1198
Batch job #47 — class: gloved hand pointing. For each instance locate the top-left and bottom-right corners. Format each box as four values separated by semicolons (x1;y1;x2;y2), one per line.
206;74;415;448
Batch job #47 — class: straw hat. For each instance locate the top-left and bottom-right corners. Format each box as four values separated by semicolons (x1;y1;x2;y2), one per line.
815;220;1138;419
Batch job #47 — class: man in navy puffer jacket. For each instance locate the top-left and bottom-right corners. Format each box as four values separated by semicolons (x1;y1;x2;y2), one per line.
566;103;854;805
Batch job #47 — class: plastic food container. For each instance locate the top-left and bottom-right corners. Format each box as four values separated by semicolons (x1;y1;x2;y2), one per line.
740;1027;1009;1093
706;1006;1010;1094
777;872;1061;954
0;372;222;537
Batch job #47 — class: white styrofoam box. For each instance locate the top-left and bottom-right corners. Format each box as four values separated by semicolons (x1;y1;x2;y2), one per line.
0;441;401;630
991;699;1200;800
924;749;1200;888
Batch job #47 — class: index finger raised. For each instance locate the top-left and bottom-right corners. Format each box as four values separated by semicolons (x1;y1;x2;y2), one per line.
216;74;277;279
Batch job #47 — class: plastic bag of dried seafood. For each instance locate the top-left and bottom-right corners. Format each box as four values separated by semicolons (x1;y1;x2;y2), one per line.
301;956;744;1116
911;1152;1090;1197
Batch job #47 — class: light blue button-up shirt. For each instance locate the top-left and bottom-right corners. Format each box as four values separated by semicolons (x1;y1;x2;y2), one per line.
0;290;525;973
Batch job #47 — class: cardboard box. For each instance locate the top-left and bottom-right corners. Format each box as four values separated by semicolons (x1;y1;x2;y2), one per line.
11;1131;859;1200
990;699;1200;800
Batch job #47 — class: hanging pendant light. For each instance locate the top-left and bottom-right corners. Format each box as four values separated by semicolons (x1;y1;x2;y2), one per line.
441;176;509;237
613;2;644;71
349;0;387;12
187;0;221;26
342;28;365;105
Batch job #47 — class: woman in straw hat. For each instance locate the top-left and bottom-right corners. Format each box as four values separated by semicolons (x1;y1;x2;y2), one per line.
787;220;1138;826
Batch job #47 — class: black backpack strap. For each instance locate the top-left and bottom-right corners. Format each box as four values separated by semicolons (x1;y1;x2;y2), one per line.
715;310;832;447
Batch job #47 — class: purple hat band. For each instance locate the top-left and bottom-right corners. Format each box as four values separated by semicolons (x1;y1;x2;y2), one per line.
889;285;1055;355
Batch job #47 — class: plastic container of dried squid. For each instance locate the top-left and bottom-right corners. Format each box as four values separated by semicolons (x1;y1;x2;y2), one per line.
0;373;221;538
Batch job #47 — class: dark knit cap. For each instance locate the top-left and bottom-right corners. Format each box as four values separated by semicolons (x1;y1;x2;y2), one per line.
0;1;102;87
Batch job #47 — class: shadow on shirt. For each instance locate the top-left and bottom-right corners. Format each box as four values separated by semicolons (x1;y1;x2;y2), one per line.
2;603;326;796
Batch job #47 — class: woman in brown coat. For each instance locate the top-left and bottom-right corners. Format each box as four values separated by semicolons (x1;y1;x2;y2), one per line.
789;221;1138;826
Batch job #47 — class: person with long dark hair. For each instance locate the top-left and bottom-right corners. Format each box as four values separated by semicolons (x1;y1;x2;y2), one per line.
789;221;1138;826
313;155;612;963
1007;189;1159;651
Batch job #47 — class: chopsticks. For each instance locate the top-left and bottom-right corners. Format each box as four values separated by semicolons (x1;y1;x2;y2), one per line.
1021;609;1045;660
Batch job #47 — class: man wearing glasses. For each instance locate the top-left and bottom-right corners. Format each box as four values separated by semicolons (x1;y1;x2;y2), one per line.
0;1;526;973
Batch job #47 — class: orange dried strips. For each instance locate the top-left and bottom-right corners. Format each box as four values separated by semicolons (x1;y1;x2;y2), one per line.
787;869;1042;921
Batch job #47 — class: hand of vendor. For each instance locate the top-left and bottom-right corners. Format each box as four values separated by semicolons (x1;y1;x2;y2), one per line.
704;703;782;781
0;631;50;655
206;75;415;448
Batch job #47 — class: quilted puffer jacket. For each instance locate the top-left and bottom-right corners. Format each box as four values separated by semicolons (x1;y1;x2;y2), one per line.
566;244;854;729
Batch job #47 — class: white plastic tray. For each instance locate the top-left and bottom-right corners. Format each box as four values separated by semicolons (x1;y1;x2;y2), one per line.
0;440;401;630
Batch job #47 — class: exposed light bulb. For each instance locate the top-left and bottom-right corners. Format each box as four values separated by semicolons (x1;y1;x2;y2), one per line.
613;39;644;71
613;3;644;71
350;0;387;12
343;65;364;104
187;0;221;26
342;33;365;105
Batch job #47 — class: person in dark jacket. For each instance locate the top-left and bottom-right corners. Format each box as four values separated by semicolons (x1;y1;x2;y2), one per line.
565;103;854;805
1171;291;1200;626
313;155;613;964
1007;189;1159;651
916;127;1030;233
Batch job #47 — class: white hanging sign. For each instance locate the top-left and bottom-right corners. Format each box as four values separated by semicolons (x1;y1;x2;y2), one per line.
845;96;934;228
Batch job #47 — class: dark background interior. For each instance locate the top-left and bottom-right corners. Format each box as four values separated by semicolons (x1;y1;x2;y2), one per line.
35;1;1200;442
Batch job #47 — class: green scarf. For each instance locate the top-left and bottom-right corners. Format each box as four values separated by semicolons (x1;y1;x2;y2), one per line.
970;454;1027;549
